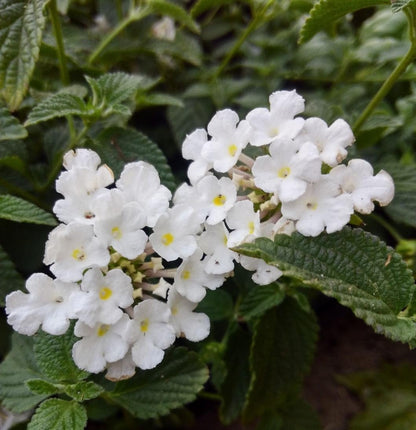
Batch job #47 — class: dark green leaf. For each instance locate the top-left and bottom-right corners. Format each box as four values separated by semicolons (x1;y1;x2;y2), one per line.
196;289;234;321
190;0;239;17
243;299;318;421
108;347;208;419
0;107;27;140
28;399;87;430
0;334;48;412
63;381;104;402
0;195;56;225
0;0;49;110
239;283;285;320
0;243;24;305
234;227;416;343
26;379;59;396
299;0;390;44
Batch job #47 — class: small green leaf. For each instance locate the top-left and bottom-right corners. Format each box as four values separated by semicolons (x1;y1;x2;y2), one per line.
0;195;56;225
26;379;60;396
190;0;238;17
92;126;176;192
63;381;104;402
108;347;209;419
25;93;88;126
0;107;27;140
392;0;416;12
299;0;390;44
0;0;49;110
0;334;48;412
196;289;234;321
235;227;416;343
34;328;88;383
239;283;285;320
0;243;24;305
243;299;318;421
28;399;87;430
136;92;184;108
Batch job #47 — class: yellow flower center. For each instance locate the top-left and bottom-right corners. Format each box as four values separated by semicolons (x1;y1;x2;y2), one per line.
171;306;178;316
182;270;191;280
99;287;112;300
213;194;226;206
306;202;318;210
248;221;255;235
223;235;228;245
111;226;122;240
97;324;110;337
140;318;149;333
162;233;174;246
277;166;291;178
228;144;238;156
72;248;85;261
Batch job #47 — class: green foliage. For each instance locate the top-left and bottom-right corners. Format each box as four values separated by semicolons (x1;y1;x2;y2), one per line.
63;381;104;402
299;0;390;43
0;107;27;140
27;399;87;430
196;289;234;321
108;347;208;419
234;227;416;343
190;0;238;18
26;379;61;396
392;0;416;12
0;243;24;304
0;0;49;110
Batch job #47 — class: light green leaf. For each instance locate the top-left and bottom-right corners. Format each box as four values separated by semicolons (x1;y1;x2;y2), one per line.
136;92;184;108
0;243;24;305
148;0;200;33
34;328;88;383
392;0;416;12
0;194;56;225
25;92;88;127
108;347;209;419
26;379;59;396
234;227;416;343
299;0;390;44
0;107;27;140
92;126;176;192
0;0;49;110
239;283;285;320
0;334;48;412
243;299;318;421
28;399;87;430
63;381;104;402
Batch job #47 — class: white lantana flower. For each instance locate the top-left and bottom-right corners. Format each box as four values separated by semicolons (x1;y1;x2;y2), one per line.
173;249;225;302
239;256;283;285
105;349;136;381
149;204;201;261
296;118;355;167
5;273;83;336
329;159;395;214
151;16;176;41
226;200;261;247
116;161;171;227
201;109;251;173
167;288;210;341
44;223;110;282
246;90;305;146
127;300;175;370
76;268;134;327
281;177;354;236
72;314;131;373
63;148;102;170
252;137;321;202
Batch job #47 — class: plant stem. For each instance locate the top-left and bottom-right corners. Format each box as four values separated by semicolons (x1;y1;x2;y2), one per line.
353;7;416;134
213;0;274;80
197;391;222;401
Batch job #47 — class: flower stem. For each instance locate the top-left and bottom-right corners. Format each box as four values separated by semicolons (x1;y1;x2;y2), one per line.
353;7;416;134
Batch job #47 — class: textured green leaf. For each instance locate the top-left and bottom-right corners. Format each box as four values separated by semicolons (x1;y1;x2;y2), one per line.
239;283;285;320
92;126;176;192
0;243;24;305
0;0;49;110
24;93;88;126
299;0;390;44
34;328;88;383
26;379;59;396
235;227;416;343
148;0;200;33
63;381;104;402
195;289;234;321
0;107;27;140
0;194;56;225
136;92;184;108
108;347;209;419
382;162;416;228
243;299;318;421
28;399;87;430
0;334;48;412
392;0;416;12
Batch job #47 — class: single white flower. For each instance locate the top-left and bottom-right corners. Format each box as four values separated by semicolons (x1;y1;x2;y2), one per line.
105;349;136;381
63;149;102;170
201;109;251;173
151;16;176;40
329;159;395;214
72;314;131;373
239;256;282;285
226;200;261;247
5;273;83;336
252;137;321;202
246;90;305;146
167;287;210;341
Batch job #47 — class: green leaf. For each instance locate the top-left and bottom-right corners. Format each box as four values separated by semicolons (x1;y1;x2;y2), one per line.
0;0;49;110
190;0;238;17
91;126;176;192
28;399;87;430
234;227;416;344
63;381;104;402
299;0;390;44
196;289;234;321
0;243;24;305
34;328;88;383
0;107;27;140
24;93;88;126
0;194;56;225
136;92;184;108
148;0;200;33
0;334;49;412
243;299;318;421
239;283;285;320
108;347;209;419
392;0;416;12
26;379;59;396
